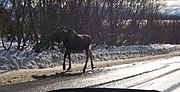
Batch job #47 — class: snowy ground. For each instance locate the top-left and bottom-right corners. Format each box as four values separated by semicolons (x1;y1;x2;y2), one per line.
0;41;179;72
1;55;180;92
0;41;180;90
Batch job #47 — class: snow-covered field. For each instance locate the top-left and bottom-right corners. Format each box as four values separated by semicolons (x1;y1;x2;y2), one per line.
0;41;179;72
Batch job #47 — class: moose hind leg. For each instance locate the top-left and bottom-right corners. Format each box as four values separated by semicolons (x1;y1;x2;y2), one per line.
83;50;89;73
89;50;94;70
67;53;71;70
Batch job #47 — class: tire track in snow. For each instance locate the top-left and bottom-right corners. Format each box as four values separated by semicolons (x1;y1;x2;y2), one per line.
127;68;180;88
84;65;169;88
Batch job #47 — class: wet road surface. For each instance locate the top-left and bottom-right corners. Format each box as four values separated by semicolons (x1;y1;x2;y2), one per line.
1;56;180;92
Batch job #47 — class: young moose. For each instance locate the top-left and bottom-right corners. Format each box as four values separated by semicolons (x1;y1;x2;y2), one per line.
52;26;94;73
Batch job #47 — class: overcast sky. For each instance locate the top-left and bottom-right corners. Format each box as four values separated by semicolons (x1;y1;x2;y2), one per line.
165;0;180;9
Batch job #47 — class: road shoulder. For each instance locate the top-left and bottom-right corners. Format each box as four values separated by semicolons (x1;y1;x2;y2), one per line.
0;51;180;85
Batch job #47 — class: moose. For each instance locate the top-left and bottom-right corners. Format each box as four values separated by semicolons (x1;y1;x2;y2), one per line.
51;26;94;73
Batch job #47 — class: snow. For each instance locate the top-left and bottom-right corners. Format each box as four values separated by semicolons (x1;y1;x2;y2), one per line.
128;56;180;92
103;56;180;92
150;44;176;49
0;41;179;71
70;56;180;92
15;56;180;92
0;41;180;91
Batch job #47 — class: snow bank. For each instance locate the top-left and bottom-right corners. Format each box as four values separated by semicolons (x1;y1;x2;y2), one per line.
0;43;179;71
150;44;176;49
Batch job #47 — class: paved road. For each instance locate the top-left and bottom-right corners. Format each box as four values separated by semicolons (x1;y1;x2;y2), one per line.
1;56;180;92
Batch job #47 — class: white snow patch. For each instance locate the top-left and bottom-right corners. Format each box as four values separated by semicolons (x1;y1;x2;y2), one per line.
150;44;176;49
0;41;178;71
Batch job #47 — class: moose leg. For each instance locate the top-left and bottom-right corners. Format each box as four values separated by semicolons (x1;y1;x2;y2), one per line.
63;51;67;70
83;50;89;73
67;53;71;70
89;50;94;70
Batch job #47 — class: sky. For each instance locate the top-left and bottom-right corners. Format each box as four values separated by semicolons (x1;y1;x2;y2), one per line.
164;0;180;15
165;0;180;9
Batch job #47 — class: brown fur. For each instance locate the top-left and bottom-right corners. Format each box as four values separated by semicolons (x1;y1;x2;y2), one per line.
52;26;94;73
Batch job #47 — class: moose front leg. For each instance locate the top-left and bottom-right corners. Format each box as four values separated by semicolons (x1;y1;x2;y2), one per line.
63;52;67;70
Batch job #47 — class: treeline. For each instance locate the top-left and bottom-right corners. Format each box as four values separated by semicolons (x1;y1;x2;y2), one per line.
0;0;179;50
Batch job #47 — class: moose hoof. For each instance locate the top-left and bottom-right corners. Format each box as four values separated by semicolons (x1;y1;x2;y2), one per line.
67;67;71;71
83;69;86;73
92;67;95;70
63;67;66;70
83;70;86;73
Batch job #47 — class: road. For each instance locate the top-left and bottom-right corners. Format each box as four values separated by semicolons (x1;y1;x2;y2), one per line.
1;56;180;92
